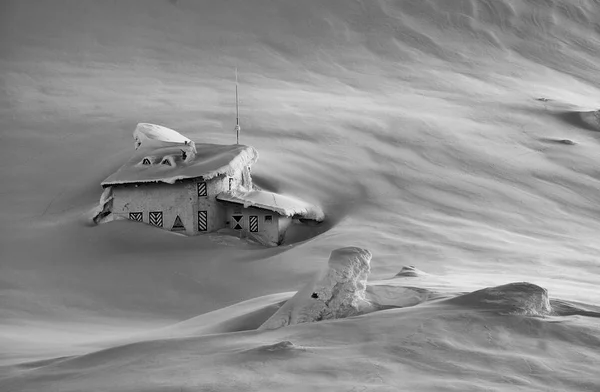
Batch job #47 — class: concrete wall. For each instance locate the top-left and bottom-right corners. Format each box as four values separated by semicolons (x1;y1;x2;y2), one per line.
110;166;256;237
112;181;196;235
223;204;281;245
277;216;293;244
194;175;231;234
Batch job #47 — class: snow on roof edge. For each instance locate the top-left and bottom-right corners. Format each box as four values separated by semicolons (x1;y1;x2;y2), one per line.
216;190;325;222
101;144;258;187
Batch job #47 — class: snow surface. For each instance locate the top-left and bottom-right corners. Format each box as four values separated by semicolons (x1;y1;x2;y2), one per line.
133;123;196;152
259;247;373;330
101;142;258;186
3;0;600;390
217;189;324;221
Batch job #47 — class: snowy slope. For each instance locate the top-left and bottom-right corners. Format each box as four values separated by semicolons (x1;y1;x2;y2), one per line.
2;0;600;390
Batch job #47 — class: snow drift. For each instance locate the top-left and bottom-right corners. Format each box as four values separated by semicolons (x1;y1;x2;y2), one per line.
260;247;373;330
3;0;600;390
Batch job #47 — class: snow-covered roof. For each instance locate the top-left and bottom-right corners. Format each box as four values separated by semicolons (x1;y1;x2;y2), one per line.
216;189;324;221
133;123;196;152
102;143;258;187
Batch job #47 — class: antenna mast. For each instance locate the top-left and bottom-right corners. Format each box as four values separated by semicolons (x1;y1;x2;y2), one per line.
235;68;240;145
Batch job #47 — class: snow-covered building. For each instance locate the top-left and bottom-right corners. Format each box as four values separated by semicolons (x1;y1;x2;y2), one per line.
95;123;324;246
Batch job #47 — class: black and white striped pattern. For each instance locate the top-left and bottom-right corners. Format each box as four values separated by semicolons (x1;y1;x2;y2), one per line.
198;211;207;232
249;215;259;232
149;211;163;227
129;212;143;222
197;182;207;197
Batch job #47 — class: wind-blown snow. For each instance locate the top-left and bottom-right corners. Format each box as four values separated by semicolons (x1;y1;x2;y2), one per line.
217;189;324;221
2;0;600;390
133;123;196;153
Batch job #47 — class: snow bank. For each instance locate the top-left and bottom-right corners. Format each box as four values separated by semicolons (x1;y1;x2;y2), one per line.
133;123;196;153
446;282;552;316
217;189;324;221
101;143;258;186
259;247;374;330
578;110;600;131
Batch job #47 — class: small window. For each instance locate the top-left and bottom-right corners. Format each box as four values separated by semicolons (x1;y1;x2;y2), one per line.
161;159;171;166
129;212;143;221
198;211;208;232
249;216;259;232
265;215;273;223
149;211;163;227
228;177;233;191
171;215;185;231
197;182;207;197
142;158;151;165
232;215;243;230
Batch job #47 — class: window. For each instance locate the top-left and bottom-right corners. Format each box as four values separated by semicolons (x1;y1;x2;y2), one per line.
197;182;207;197
142;158;151;165
129;212;143;221
149;211;163;227
265;215;273;223
172;215;185;231
232;215;243;230
249;216;259;233
228;177;233;191
161;159;171;166
198;211;207;232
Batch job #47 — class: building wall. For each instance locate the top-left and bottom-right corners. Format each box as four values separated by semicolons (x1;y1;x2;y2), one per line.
277;216;293;244
111;171;244;236
223;204;283;245
112;181;196;234
194;175;231;234
110;166;256;237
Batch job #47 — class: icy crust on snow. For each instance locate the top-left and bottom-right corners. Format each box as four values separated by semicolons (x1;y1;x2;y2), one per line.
101;143;258;187
133;123;196;153
216;189;324;221
259;247;374;330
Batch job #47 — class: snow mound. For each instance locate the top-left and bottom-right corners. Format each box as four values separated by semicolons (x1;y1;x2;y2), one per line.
394;265;428;278
578;110;600;131
259;247;374;330
217;189;325;221
445;282;552;316
133;123;197;153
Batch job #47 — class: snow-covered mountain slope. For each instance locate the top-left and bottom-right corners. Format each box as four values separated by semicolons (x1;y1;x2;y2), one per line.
1;0;600;390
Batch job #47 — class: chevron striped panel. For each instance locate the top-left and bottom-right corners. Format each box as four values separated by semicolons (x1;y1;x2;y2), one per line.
149;211;163;227
129;212;143;222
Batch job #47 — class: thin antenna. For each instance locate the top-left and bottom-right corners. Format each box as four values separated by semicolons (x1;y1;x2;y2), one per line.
235;68;240;145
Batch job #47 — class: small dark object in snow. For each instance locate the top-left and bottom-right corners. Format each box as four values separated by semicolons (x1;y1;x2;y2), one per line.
540;138;577;146
536;97;551;102
556;139;576;145
311;292;319;299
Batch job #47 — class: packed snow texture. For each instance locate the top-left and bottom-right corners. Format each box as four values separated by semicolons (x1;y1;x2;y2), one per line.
133;123;196;153
3;0;600;390
101;143;258;186
217;189;325;221
259;247;373;330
